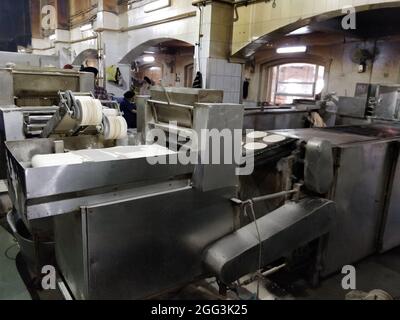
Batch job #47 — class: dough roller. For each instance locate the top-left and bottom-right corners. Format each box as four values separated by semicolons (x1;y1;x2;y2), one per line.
41;90;128;140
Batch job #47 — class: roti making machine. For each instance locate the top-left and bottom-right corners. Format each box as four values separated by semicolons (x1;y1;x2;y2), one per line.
5;80;400;300
4;85;339;299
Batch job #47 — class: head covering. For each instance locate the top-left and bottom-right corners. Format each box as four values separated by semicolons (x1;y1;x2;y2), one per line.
63;64;74;70
81;66;99;77
124;91;135;100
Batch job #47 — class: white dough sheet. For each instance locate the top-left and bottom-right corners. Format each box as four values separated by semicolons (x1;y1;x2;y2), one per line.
31;144;177;168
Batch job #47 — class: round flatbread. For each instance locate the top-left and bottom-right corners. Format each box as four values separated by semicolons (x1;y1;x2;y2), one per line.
244;142;268;151
246;131;268;140
263;135;286;144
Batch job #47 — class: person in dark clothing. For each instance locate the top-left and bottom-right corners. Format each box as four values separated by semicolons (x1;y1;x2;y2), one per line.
144;76;153;85
192;71;203;88
120;91;137;129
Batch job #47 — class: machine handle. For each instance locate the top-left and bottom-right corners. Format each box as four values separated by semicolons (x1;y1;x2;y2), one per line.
147;99;194;110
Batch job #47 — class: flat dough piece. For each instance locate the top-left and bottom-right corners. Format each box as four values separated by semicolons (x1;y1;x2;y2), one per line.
244;142;268;151
263;134;286;144
247;131;268;140
32;153;84;168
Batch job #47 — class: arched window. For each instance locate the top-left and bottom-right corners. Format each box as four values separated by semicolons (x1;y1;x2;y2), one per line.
261;62;325;105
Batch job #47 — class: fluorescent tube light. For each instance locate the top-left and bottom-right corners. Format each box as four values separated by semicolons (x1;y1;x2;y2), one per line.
276;46;307;54
143;56;155;63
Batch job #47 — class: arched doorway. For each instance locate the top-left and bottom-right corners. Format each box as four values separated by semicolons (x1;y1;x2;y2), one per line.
72;48;98;67
119;38;195;92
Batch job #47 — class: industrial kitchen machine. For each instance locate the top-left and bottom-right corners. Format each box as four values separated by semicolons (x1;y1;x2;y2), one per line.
0;66;94;179
5;86;337;299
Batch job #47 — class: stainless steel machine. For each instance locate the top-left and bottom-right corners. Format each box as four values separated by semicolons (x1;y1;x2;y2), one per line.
243;101;320;131
265;123;400;275
0;66;94;179
5;87;336;299
204;122;400;286
336;83;400;125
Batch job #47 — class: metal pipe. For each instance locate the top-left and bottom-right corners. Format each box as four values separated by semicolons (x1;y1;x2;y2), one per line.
147;99;194;110
251;189;297;203
192;0;274;8
262;263;287;277
54;35;98;45
240;263;287;286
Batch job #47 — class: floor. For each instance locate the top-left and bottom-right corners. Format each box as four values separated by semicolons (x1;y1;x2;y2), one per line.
0;218;31;300
1;218;400;300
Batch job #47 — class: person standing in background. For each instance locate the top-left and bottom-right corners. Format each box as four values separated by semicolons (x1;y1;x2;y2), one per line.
119;91;137;129
81;66;110;101
140;76;154;95
192;71;203;88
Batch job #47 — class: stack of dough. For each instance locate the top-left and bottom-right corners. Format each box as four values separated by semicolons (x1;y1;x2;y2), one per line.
103;115;128;140
76;96;103;126
102;108;120;117
32;153;84;168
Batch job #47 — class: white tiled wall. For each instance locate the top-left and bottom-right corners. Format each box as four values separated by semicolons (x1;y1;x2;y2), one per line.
208;58;242;104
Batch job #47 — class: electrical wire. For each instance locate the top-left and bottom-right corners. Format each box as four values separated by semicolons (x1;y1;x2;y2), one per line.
243;200;263;300
4;243;19;261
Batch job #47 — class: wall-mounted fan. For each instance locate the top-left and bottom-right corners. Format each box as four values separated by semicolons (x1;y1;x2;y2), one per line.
351;48;376;73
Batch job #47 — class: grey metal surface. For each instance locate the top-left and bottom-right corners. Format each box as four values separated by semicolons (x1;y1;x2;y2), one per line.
0;70;14;105
273;128;374;146
55;187;237;300
204;198;335;285
322;142;392;276
305;139;334;195
0;108;25;179
6;137;194;221
375;85;400;120
136;95;151;143
150;87;224;106
0;67;94;107
265;124;400;276
27;179;190;220
380;143;400;252
143;87;224;146
192;103;244;192
0;67;94;179
337;96;367;118
243;108;314;131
